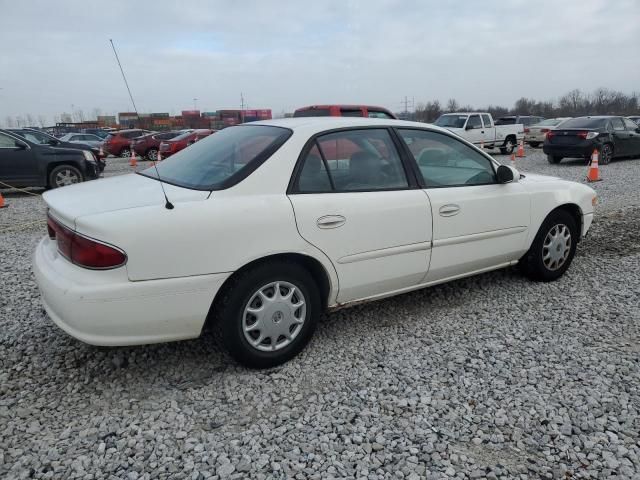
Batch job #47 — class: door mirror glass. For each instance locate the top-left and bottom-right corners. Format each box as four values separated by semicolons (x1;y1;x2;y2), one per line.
496;164;517;183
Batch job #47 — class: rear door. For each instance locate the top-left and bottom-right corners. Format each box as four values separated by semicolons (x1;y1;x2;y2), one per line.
0;132;39;185
623;118;640;157
396;128;530;282
610;117;631;156
288;127;432;303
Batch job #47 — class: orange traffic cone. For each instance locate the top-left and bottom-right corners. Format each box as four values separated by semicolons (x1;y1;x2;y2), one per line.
0;192;6;208
587;149;601;182
480;141;485;150
129;145;137;168
510;152;516;166
516;139;525;158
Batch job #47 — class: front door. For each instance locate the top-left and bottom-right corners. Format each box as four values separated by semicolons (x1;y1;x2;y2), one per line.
396;128;530;282
288;128;432;303
464;114;485;146
0;132;39;185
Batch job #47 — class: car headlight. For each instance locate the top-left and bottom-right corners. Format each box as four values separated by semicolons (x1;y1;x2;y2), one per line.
82;150;96;162
586;132;599;140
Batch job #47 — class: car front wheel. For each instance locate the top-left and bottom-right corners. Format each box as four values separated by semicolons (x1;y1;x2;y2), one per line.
215;261;320;368
49;165;84;188
600;143;613;165
146;149;158;161
520;209;578;281
119;148;132;158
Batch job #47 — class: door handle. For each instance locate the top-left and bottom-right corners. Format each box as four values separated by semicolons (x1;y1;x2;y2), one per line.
317;215;346;229
439;204;460;217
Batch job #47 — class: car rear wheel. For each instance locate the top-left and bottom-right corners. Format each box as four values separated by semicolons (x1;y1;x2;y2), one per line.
520;209;578;282
146;149;158;161
214;261;320;368
49;165;84;189
119;148;132;158
547;155;562;164
500;137;516;155
600;143;613;165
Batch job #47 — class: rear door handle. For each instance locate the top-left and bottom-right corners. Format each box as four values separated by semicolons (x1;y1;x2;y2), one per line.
317;215;346;229
439;204;460;217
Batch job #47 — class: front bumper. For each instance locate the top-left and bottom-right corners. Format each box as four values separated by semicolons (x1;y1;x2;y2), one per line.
33;237;230;346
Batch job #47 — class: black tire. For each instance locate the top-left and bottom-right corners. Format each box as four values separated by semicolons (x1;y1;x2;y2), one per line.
119;148;131;158
600;143;613;165
499;137;516;155
214;261;320;368
520;209;578;282
529;142;540;148
48;165;84;189
146;148;158;161
547;155;562;164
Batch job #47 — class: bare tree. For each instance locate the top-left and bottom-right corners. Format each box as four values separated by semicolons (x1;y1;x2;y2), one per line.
5;116;16;127
37;115;47;128
446;98;459;112
25;113;35;127
91;108;102;120
60;112;72;123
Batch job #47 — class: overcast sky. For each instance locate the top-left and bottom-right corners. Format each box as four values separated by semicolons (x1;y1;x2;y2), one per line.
1;0;638;123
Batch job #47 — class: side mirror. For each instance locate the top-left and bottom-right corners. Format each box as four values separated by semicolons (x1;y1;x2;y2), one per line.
14;140;28;150
497;164;519;184
465;124;474;130
48;139;59;146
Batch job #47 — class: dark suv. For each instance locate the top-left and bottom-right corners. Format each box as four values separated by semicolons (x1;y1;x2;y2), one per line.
0;129;100;188
8;128;106;171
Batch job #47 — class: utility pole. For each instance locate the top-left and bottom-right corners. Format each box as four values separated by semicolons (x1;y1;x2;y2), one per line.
240;92;245;123
400;96;415;120
193;98;198;110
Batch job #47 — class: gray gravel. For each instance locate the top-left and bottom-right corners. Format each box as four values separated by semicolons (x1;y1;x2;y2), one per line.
1;149;640;479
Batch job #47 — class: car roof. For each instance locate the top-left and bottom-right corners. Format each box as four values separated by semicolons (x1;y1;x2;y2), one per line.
250;117;454;136
296;104;391;111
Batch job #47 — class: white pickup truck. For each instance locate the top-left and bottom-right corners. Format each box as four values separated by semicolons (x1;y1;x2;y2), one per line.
433;112;524;154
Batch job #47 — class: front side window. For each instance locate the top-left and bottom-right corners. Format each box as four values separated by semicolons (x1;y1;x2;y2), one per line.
611;118;625;131
467;115;482;129
0;132;17;148
434;114;468;128
295;129;408;193
398;129;496;187
140;125;291;190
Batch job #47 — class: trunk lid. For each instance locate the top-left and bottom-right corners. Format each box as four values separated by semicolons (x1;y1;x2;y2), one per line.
43;173;209;228
548;128;595;145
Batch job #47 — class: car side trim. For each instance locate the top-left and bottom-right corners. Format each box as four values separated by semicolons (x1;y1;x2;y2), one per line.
337;241;431;264
432;226;527;248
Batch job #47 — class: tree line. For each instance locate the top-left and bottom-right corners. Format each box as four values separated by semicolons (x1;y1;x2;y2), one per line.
413;88;639;123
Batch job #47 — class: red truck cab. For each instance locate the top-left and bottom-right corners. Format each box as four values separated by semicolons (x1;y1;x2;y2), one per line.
293;105;397;119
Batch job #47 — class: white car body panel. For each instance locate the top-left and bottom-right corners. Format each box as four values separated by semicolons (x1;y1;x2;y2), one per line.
34;117;596;347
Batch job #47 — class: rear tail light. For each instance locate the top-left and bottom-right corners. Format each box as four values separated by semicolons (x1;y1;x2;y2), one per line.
47;215;127;269
541;128;550;133
546;131;555;140
523;128;530;133
576;131;589;139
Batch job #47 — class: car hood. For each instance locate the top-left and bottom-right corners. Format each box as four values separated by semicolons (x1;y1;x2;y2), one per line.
519;172;560;183
44;173;209;228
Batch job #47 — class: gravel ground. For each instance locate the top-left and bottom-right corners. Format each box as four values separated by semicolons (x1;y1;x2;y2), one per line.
1;148;639;479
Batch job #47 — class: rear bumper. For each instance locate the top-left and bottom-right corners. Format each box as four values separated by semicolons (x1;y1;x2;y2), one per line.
543;143;594;158
33;236;230;346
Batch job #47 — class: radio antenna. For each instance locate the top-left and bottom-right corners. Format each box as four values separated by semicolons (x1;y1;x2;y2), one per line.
110;39;173;209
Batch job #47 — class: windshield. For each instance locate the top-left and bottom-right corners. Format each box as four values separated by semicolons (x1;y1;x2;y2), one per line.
434;115;468;128
139;125;291;190
293;108;331;117
170;131;197;141
16;130;54;144
559;118;608;129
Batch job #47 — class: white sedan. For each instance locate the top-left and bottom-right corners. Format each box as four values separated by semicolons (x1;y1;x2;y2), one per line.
34;118;596;367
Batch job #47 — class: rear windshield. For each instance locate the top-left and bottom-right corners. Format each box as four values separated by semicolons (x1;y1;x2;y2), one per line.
293;108;331;117
139;125;292;190
559;118;608;129
434;114;468;128
495;117;516;125
534;118;565;127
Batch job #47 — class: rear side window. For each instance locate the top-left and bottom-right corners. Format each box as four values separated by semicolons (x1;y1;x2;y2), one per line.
0;132;16;147
340;109;363;117
294;129;409;193
623;118;639;130
368;110;394;119
141;125;291;190
398;129;496;188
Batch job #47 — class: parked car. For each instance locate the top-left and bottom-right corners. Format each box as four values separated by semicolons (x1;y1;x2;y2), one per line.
158;129;215;157
434;112;524;154
628;116;640;125
543;116;640;164
525;117;572;147
8;128;106;172
132;131;184;161
496;115;545;127
293;105;397;119
83;129;111;139
103;129;151;158
34;117;596;368
0;129;100;188
59;133;104;148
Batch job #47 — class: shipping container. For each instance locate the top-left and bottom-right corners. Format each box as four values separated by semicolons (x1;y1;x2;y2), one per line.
181;110;201;117
202;111;218;117
151;112;170;118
